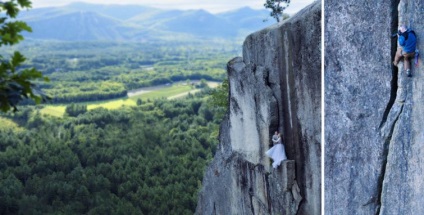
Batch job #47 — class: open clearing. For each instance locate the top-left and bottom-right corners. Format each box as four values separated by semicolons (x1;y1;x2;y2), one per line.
0;117;25;132
40;81;219;117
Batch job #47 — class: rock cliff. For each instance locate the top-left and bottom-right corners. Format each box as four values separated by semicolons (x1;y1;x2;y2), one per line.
196;2;321;215
325;0;424;214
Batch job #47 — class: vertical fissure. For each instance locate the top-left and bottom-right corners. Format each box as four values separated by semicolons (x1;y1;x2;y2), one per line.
375;1;401;214
379;0;401;129
264;173;272;214
378;68;398;128
375;104;404;215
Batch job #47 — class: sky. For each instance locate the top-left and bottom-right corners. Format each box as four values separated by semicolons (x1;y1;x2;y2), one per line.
32;0;316;14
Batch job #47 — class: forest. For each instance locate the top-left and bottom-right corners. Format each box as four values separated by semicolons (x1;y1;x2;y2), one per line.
0;36;234;214
2;40;238;103
0;89;225;214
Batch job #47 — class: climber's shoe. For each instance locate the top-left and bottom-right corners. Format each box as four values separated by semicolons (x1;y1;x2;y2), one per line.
406;69;412;77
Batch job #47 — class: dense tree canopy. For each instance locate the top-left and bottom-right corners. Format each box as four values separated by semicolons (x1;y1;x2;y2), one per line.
0;92;221;214
2;40;237;104
209;78;229;118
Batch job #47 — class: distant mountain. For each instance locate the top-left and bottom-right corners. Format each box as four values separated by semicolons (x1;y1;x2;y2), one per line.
66;2;158;20
19;2;278;41
22;11;133;41
152;10;237;38
128;10;189;30
217;7;275;30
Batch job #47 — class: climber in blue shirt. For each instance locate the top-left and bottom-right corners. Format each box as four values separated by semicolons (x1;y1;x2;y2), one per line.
393;25;417;77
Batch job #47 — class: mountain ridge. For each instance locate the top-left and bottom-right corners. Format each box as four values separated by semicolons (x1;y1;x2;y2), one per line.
20;2;277;41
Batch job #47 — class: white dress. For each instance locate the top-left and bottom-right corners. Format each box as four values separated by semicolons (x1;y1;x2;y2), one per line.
265;136;287;168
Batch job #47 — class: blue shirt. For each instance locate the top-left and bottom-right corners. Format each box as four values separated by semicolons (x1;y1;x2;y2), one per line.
398;29;417;53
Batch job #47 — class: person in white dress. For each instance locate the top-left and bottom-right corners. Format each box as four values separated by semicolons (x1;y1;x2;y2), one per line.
265;131;287;168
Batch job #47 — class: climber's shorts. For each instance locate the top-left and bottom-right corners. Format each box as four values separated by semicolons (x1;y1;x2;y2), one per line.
403;51;415;59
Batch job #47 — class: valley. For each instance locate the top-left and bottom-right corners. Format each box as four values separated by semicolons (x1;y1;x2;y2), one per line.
0;37;231;214
40;80;219;117
0;2;266;214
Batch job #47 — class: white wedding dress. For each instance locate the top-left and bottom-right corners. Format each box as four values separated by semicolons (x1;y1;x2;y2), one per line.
265;137;287;168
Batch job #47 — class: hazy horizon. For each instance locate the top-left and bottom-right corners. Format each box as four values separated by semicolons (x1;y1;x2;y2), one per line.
32;0;316;14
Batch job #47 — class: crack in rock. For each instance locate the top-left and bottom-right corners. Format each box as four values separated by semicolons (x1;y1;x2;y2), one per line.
376;2;404;212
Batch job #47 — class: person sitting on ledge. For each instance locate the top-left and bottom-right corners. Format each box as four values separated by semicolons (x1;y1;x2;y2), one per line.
265;131;287;169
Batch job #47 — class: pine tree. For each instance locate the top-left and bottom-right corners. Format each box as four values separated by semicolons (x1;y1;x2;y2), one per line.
264;0;290;22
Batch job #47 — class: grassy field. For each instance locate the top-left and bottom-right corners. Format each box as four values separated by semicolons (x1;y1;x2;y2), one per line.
0;117;25;133
40;83;217;117
129;84;192;101
40;106;66;118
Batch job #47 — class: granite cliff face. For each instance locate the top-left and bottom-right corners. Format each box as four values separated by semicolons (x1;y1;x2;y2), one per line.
325;0;424;214
196;2;321;215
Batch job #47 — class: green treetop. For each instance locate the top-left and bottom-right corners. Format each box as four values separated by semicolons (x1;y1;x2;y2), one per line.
0;0;49;112
264;0;290;22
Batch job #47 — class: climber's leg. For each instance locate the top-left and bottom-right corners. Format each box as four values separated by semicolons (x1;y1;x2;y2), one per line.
403;52;415;70
393;48;403;67
403;52;415;77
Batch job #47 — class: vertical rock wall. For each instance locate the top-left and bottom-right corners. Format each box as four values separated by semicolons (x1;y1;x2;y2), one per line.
325;0;395;214
326;0;424;214
379;1;424;214
196;2;321;215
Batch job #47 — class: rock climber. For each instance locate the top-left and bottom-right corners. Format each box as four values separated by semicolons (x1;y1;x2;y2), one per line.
393;24;417;77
